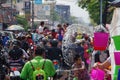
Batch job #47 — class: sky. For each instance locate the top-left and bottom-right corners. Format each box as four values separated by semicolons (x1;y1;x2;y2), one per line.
56;0;90;23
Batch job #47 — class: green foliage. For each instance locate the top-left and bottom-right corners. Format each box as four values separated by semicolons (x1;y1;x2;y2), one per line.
51;11;61;21
15;15;29;30
78;0;114;25
70;16;78;23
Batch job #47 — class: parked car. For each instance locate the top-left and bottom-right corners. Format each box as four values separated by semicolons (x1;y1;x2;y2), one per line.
0;31;16;40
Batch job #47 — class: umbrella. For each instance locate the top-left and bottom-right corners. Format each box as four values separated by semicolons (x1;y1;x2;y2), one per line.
6;25;24;31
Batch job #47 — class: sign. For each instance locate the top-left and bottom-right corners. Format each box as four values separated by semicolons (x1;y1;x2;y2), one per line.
43;0;56;3
24;1;31;10
43;5;50;11
35;0;42;4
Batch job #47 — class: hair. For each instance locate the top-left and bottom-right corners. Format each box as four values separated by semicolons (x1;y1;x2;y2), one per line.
13;40;21;47
43;27;48;31
66;23;69;26
57;24;62;28
74;54;81;62
50;39;58;47
34;46;45;55
40;21;45;26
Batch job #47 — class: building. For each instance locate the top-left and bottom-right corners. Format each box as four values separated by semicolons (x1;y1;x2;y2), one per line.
55;4;70;23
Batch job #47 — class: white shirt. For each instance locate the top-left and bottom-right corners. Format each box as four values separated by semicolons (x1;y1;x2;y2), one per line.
38;26;44;33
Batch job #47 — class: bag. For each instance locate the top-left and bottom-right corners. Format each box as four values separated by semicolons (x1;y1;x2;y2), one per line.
30;59;46;80
90;68;105;80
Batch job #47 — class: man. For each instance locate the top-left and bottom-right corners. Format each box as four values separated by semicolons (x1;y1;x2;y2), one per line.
38;21;45;34
20;46;56;80
47;39;63;63
0;43;10;80
37;21;45;40
8;40;29;66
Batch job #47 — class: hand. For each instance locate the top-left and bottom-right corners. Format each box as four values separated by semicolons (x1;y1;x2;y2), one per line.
93;63;104;70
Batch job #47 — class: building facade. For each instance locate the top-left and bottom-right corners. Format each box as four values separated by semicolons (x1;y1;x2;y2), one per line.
55;4;70;23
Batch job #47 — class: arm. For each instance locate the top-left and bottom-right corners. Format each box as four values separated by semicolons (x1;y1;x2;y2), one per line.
22;49;29;59
98;57;111;70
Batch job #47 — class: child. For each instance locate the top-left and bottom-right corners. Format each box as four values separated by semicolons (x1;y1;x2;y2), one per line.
72;54;90;80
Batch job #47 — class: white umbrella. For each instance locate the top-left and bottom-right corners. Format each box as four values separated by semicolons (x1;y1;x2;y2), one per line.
6;25;24;31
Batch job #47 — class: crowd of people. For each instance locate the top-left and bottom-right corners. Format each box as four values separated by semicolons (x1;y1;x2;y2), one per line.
0;21;111;80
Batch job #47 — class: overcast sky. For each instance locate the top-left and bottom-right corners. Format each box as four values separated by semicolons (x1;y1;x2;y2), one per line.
56;0;90;23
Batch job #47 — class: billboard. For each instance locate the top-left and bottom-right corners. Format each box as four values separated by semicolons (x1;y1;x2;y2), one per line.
35;0;42;4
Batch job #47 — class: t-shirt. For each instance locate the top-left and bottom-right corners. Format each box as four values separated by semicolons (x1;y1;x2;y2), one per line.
20;56;56;80
38;26;44;34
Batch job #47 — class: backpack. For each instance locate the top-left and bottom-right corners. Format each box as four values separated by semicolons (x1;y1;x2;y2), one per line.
30;59;46;80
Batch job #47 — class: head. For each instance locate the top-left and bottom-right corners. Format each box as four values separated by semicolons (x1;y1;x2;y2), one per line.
57;24;62;30
43;27;48;31
12;40;21;48
40;21;45;27
50;39;58;47
63;23;69;28
74;54;82;64
34;46;45;57
42;38;48;46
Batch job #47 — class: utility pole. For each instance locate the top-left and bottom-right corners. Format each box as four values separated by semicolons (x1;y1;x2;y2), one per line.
103;0;108;27
11;0;13;24
31;0;34;29
100;0;103;25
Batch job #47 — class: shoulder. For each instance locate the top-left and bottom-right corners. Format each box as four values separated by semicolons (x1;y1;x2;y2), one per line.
41;59;53;63
22;61;31;69
40;59;53;65
25;61;31;65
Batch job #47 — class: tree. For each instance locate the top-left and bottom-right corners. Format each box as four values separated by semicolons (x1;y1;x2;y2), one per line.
51;10;61;23
78;0;114;26
16;15;29;30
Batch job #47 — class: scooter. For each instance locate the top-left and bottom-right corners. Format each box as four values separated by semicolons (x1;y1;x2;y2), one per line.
9;67;21;80
8;59;24;80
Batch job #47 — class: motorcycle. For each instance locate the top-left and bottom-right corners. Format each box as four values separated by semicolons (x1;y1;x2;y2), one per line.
8;59;24;80
9;67;21;80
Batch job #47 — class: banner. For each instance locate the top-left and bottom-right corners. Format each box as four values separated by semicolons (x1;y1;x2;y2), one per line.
35;0;42;4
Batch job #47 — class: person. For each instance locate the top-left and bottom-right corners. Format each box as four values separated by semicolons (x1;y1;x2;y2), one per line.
8;40;28;66
46;39;63;65
63;23;69;32
72;54;90;80
38;21;45;34
3;33;9;47
96;57;111;70
0;44;10;80
56;24;64;42
20;46;56;80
